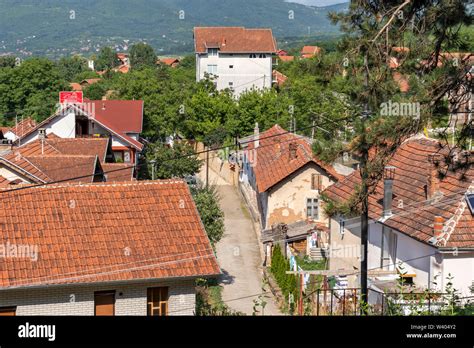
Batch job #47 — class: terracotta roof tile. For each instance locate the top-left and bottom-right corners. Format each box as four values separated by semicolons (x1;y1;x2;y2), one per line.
272;70;288;86
0;137;109;183
26;155;98;183
102;163;134;182
8;118;37;138
248;125;342;193
194;27;277;53
279;55;295;62
323;136;474;248
159;58;180;66
301;46;321;58
0;180;220;288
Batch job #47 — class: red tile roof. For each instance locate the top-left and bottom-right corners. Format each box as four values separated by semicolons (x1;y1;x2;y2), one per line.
0;180;220;289
26;155;99;183
69;83;82;91
194;27;277;54
301;46;321;58
8;118;37;138
45;137;109;162
16;101;144;151
0;136;109;183
116;64;130;73
0;175;13;187
80;78;101;86
279;55;295;62
159;58;180;66
85;100;144;150
101;163;135;182
272;70;288;86
248;124;342;193
323;136;474;248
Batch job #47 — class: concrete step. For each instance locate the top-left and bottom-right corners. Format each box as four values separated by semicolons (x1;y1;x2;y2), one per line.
310;247;326;261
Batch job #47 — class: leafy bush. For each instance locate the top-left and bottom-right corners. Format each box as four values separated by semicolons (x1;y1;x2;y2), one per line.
270;244;299;313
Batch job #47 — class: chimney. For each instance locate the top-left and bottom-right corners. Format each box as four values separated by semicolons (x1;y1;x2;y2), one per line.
433;216;444;238
38;128;46;155
383;166;395;218
254;123;259;148
427;167;441;200
289;142;298;161
102;102;106;111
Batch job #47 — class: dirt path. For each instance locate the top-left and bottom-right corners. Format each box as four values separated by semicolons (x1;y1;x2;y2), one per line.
198;167;281;315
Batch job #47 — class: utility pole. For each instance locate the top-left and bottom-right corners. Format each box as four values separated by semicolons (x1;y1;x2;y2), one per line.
360;52;370;315
299;273;304;316
206;145;209;189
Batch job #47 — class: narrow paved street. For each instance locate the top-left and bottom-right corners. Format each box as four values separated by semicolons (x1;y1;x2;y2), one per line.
198;167;281;315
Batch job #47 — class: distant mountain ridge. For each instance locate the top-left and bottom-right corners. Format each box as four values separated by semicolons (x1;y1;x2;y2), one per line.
0;0;348;58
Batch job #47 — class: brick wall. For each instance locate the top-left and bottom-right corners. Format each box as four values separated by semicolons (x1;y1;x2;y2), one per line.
0;278;196;316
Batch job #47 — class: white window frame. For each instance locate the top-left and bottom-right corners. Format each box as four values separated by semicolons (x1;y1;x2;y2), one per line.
207;64;218;75
306;198;319;220
208;48;218;57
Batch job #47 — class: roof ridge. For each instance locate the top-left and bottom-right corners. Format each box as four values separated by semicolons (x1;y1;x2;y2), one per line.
21;179;186;191
17;155;52;182
26;154;98;158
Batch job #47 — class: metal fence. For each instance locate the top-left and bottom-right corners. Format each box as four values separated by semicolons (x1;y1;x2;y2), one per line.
310;288;473;316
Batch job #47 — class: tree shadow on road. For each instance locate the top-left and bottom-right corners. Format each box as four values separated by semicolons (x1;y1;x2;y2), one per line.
218;268;235;285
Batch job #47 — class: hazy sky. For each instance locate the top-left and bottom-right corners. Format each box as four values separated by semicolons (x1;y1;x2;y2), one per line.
285;0;347;6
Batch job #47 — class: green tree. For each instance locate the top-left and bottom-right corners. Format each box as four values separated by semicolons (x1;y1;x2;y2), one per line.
83;82;107;100
0;58;67;123
146;142;203;179
0;56;16;68
184;85;237;140
129;43;157;70
95;47;119;71
315;0;472;311
57;55;88;81
190;184;225;246
73;70;101;82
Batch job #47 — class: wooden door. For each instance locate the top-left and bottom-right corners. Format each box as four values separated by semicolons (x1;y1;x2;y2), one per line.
147;287;169;316
94;291;115;316
0;307;16;316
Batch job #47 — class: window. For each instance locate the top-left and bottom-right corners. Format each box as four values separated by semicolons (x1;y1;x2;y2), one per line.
147;287;169;316
0;306;16;316
306;198;319;220
229;65;234;69
311;174;322;190
259;54;267;58
208;48;218;56
249;54;257;58
114;150;124;162
228;82;234;86
94;291;115;316
207;64;218;75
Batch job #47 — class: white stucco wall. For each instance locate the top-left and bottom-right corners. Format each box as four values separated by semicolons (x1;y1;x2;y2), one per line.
329;217;473;295
443;253;474;296
328;215;362;287
21;111;76;145
196;52;273;96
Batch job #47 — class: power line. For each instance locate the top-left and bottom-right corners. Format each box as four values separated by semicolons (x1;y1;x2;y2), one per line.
0;116;354;194
3;248;216;289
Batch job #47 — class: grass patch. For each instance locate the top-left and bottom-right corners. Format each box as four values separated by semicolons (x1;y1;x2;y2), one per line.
295;255;327;271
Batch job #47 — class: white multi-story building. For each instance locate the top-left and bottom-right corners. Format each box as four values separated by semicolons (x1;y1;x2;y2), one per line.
194;27;277;96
